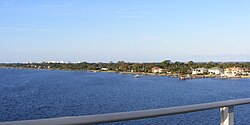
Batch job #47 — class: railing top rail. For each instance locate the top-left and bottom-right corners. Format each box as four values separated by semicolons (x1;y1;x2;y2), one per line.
1;98;250;125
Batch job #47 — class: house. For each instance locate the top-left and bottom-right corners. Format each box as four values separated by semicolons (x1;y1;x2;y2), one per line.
101;67;108;71
224;67;245;77
192;68;208;75
208;67;224;75
152;67;164;73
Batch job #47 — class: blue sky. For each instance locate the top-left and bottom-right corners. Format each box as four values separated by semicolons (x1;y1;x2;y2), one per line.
0;0;250;63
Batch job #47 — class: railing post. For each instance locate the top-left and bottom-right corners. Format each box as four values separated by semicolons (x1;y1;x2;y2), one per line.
220;106;234;125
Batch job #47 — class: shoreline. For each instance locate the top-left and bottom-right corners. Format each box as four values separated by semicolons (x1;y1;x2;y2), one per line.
1;66;250;80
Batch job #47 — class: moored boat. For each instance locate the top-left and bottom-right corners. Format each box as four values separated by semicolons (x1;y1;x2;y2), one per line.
134;74;140;78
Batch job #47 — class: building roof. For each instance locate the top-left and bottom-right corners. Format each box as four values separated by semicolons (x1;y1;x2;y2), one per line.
152;67;163;70
225;67;245;71
209;67;223;70
193;68;207;70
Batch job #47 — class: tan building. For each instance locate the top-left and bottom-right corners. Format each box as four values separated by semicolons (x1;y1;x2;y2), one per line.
152;67;164;73
224;67;245;77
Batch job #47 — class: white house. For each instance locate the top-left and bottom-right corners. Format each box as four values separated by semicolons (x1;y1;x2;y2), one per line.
192;68;208;75
208;67;224;75
101;67;108;71
152;67;164;73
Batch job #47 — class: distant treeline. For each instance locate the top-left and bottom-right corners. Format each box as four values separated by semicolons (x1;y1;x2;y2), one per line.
1;60;250;74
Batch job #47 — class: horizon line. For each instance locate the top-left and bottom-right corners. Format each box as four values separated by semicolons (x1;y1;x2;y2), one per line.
1;60;250;64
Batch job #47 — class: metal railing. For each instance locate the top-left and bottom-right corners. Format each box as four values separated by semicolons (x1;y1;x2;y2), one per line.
1;98;250;125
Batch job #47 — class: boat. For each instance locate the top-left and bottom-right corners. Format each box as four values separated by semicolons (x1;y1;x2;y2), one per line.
179;76;186;80
134;74;140;78
179;75;192;80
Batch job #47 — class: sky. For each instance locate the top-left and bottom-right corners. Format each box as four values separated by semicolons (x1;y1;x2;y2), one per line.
0;0;250;63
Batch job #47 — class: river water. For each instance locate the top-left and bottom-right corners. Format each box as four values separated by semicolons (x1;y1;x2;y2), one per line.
0;68;250;124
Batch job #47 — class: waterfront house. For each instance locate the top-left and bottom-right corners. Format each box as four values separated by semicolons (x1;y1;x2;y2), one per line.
208;67;224;75
224;67;245;77
152;67;164;73
241;71;250;76
192;68;208;75
101;67;108;71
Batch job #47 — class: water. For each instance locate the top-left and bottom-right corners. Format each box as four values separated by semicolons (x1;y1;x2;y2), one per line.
0;68;250;125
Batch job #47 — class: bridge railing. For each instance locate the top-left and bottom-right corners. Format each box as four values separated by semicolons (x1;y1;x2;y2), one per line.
1;98;250;125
